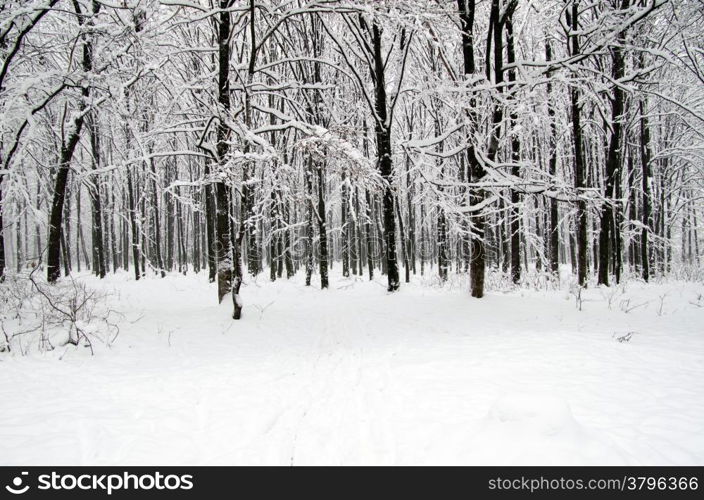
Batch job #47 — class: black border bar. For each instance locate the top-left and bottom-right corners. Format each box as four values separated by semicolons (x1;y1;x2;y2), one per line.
0;466;701;499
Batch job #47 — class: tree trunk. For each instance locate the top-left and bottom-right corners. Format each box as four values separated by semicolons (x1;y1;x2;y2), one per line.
149;157;165;277
0;181;6;280
640;99;652;282
215;0;233;303
126;166;141;280
546;41;560;276
269;189;279;282
569;1;589;287
396;197;411;283
48;124;84;283
316;159;329;289
365;189;374;281
598;0;628;286
371;22;400;292
203;163;216;282
627;146;639;272
88;116;106;278
305;161;315;287
506;10;521;284
458;0;487;298
341;172;350;278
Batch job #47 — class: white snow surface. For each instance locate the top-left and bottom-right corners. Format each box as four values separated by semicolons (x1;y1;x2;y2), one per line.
1;271;703;465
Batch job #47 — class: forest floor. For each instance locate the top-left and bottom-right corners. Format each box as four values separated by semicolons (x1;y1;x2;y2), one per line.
1;269;703;465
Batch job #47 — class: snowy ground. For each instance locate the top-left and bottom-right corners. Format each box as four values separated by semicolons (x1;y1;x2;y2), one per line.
1;269;703;465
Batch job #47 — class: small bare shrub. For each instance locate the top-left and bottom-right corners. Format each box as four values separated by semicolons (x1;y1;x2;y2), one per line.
0;270;120;355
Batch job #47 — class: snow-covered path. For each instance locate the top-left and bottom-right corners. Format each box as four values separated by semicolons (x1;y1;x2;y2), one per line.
2;272;703;465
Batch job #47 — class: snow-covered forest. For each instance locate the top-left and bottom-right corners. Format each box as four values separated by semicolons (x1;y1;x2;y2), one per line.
1;0;703;466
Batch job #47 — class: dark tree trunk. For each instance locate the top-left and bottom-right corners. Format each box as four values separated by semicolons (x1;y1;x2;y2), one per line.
371;22;400;292
569;1;588;287
420;196;426;276
232;189;245;319
88;117;106;278
63;189;72;275
121;199;128;272
341;172;350;278
243;178;258;277
215;0;233;303
365;189;374;281
316;160;329;289
280;195;294;279
627;146;639;272
48;125;84;283
438;208;448;281
305;161;315;287
0;180;7;280
614;155;623;283
304;17;329;289
396;197;411;283
149;157;165;277
458;0;487;297
269;180;279;282
75;187;84;271
126;166;141;280
351;186;360;276
640;99;652;282
545;41;560;276
598;0;629;286
475;0;504;295
16;197;23;273
499;200;509;273
405;161;416;276
506;9;521;284
164;166;173;271
242;2;259;280
109;180;117;273
276;232;283;278
140;181;147;275
203;163;216;282
193;188;201;274
176;187;187;274
360;127;374;282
